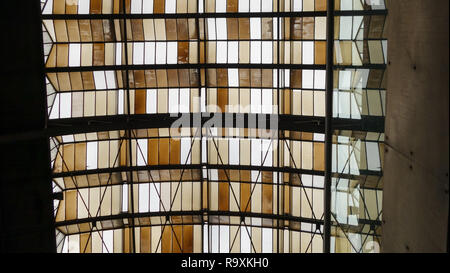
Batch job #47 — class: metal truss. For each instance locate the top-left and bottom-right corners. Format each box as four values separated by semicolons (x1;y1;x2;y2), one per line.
42;0;387;253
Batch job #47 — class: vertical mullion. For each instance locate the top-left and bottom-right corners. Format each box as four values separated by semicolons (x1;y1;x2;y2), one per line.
122;0;137;253
324;0;335;254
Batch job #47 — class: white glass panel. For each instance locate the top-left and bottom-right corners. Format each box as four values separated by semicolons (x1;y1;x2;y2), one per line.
69;44;80;67
314;70;326;89
216;0;226;12
102;230;114;253
228;41;239;63
216;18;227;40
250;0;261;12
59;93;71;118
228;68;239;87
250;41;261;63
139;183;149;212
239;0;250;12
144;42;156;64
131;0;142;14
216;42;227;63
293;0;303;11
240;226;251;253
93;71;106;89
219;225;229;253
250;18;261;39
262;228;272;253
137;139;147;166
143;0;154;13
166;42;178;64
302;70;314;89
133;42;144;64
155;42;167;64
261;42;272;64
86;141;98;170
302;41;314;64
165;0;176;13
168;89;179;113
78;0;90;14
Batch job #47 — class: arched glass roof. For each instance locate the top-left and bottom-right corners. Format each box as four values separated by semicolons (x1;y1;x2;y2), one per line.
40;0;387;253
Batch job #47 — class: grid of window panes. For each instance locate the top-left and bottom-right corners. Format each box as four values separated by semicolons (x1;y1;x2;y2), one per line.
41;0;386;253
331;0;387;253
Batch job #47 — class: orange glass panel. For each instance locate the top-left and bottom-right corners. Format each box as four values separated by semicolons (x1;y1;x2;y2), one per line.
75;143;87;171
159;139;169;164
291;17;302;40
131;19;144;41
250;69;262;87
172;225;182;253
283;89;291;114
177;19;189;40
284;186;290;214
56;44;69;67
167;69;179;87
218;170;229;211
314;142;325;171
290;70;302;88
182;225;193;253
262;69;273;88
238;18;250;39
91;20;104;41
53;0;65;14
240;170;251;212
67;20;80;42
140;227;151;253
302;17;315;40
217;88;228;112
178;69;190;86
144;70;158;87
227;18;239;39
65;190;77;221
169;139;181;164
239;69;250;86
63;144;75;171
315;41;326;64
161;226;172;253
90;0;102;14
80;233;92;253
227;0;238;12
262;184;273;214
134;70;146;88
70;72;83;90
156;70;168;87
315;0;327;11
93;43;105;66
81;72;95;89
65;0;78;14
154;0;165;14
79;20;92;42
120;139;128;166
302;132;313;141
124;227;131;253
166;19;178;40
217;68;228;87
135;89;146;114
